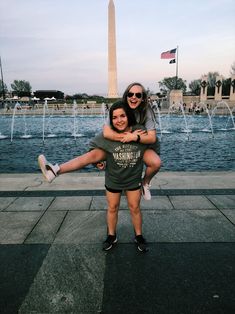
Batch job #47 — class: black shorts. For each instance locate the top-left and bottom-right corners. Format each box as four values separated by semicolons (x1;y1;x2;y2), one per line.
105;185;141;193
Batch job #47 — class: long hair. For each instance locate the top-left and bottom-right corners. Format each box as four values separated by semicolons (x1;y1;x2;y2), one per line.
109;100;136;131
122;82;148;125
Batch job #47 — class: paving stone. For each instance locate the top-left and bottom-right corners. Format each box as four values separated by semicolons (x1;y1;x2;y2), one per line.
221;210;235;225
0;197;16;211
0;172;235;313
0;212;42;244
90;196;107;210
25;211;67;244
102;243;235;314
0;174;42;191
19;244;105;314
140;196;173;210
6;197;54;211
0;244;50;314
142;210;235;243
48;196;92;211
207;195;235;209
169;195;216;210
53;211;106;244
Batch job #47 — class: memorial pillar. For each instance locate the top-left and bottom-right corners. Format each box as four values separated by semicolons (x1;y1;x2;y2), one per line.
200;75;208;102
214;75;223;101
230;75;235;101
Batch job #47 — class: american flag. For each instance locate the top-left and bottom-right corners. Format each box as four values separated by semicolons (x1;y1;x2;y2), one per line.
161;48;177;59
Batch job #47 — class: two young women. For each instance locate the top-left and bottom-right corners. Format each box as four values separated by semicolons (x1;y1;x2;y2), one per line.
39;82;161;199
38;82;161;251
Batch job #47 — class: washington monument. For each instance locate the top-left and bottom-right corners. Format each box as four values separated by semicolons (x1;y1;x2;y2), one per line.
108;0;118;98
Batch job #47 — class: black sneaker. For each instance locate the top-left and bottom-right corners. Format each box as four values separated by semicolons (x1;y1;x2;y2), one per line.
135;235;148;252
102;235;117;251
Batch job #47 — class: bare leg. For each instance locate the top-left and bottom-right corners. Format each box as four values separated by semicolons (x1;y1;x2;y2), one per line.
59;148;106;174
105;190;121;235
125;189;142;235
142;149;161;185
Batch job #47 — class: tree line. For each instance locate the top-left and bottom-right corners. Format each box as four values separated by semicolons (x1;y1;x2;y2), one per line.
1;62;235;99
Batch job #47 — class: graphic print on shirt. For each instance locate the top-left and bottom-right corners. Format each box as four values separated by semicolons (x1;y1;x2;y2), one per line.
112;144;141;168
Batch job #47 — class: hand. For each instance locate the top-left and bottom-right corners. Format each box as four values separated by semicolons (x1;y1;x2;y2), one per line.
95;161;106;170
120;132;136;143
132;129;148;136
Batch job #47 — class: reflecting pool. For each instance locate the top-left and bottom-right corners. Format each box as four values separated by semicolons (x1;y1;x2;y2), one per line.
0;114;234;173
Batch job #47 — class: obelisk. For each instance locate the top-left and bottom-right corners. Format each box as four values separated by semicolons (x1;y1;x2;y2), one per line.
108;0;118;98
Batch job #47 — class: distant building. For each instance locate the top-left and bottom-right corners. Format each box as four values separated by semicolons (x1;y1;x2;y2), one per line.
34;90;64;100
12;91;31;97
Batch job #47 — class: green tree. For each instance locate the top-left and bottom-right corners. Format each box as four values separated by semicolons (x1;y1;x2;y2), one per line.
188;79;201;95
158;76;187;93
0;79;8;98
11;80;32;96
203;71;219;96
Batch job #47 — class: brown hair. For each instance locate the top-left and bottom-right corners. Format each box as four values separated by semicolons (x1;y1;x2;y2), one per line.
109;100;136;130
122;82;148;125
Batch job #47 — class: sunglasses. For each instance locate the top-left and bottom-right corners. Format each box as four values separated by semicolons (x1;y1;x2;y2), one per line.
127;92;143;99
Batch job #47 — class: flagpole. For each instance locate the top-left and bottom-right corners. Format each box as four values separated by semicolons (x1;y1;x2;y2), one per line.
175;45;179;89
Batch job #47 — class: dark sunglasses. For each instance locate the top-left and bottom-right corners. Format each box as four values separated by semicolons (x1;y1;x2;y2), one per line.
127;92;142;99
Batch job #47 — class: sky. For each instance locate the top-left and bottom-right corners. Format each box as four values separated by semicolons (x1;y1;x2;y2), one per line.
1;0;235;96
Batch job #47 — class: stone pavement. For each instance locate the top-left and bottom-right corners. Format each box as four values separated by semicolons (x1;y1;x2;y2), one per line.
0;171;235;314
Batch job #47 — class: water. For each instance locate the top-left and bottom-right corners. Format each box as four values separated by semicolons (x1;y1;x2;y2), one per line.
0;114;234;173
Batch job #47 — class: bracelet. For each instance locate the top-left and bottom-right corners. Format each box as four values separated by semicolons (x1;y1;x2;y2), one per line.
136;134;140;143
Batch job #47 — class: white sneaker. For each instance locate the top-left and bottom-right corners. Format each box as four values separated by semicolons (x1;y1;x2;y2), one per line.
38;154;60;183
141;183;151;200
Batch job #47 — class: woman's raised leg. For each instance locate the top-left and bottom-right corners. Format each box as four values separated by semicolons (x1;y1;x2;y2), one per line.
38;148;106;183
59;148;106;174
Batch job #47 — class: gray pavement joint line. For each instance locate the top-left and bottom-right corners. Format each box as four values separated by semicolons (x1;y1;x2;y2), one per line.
167;195;175;210
89;196;93;211
204;195;221;210
218;209;235;228
23;210;49;244
52;210;69;243
23;197;56;244
205;195;235;228
2;197;18;211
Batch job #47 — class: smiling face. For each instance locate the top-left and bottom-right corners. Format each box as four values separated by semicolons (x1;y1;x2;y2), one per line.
111;108;129;132
126;84;143;110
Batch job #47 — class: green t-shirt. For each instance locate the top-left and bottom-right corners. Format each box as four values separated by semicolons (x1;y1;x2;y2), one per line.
89;126;147;190
105;107;160;155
